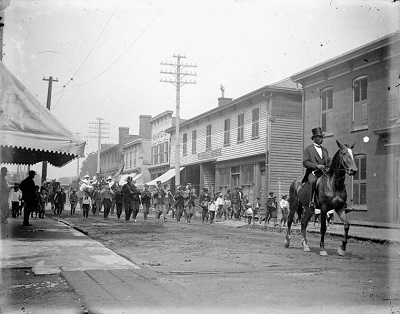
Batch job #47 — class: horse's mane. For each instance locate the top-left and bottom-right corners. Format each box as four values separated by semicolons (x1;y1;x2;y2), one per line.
326;144;350;176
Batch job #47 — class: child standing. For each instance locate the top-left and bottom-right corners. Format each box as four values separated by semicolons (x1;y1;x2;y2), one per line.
82;191;92;220
216;192;224;221
38;187;47;219
208;196;217;225
279;195;289;227
244;196;253;230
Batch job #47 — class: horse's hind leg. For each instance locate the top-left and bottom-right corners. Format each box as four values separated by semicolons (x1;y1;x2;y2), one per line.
336;207;350;256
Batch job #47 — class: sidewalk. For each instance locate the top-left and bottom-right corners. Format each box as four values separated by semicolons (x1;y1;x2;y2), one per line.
215;218;400;244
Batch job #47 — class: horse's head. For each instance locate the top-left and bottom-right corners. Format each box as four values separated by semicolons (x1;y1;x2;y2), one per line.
336;140;358;176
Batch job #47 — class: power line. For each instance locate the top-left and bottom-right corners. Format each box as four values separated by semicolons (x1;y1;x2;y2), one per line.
71;8;162;88
47;0;122;108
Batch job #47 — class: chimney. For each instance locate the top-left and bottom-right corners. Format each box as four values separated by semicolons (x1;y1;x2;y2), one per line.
139;115;152;140
119;127;129;146
218;97;232;107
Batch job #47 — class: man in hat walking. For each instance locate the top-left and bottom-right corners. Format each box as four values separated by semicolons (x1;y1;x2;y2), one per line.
303;127;331;210
153;180;166;222
19;170;37;226
141;184;152;221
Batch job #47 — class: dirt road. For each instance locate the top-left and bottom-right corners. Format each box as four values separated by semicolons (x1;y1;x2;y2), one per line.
58;212;399;314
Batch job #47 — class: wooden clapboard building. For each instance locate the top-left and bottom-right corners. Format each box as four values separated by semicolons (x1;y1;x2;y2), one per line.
167;80;302;205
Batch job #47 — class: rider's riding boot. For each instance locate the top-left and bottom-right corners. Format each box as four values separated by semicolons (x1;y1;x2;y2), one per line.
309;182;316;210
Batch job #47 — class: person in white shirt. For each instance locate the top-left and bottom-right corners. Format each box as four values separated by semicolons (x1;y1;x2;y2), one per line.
9;183;22;218
279;195;289;227
216;192;224;220
208;196;217;225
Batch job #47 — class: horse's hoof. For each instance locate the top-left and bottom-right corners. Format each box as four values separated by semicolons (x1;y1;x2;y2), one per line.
337;247;345;256
303;245;311;252
320;250;328;256
284;240;290;248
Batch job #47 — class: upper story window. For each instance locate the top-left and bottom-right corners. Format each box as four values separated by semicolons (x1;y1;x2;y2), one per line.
353;154;366;206
353;76;368;128
159;142;165;163
183;133;188;156
224;118;230;146
206;124;212;150
321;87;333;133
151;145;158;165
129;151;132;167
192;130;197;154
252;107;259;138
164;141;169;163
237;113;244;142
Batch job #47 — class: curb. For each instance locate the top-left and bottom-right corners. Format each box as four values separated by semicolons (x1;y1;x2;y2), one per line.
50;216;89;235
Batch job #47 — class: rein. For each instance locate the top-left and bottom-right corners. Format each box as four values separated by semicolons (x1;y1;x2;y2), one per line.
321;149;349;181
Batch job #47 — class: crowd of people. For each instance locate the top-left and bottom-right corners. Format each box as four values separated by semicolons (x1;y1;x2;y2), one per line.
1;166;296;228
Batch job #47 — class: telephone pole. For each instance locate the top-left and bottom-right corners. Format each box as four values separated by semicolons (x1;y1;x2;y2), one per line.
160;54;196;188
89;118;110;175
75;132;81;178
41;76;58;184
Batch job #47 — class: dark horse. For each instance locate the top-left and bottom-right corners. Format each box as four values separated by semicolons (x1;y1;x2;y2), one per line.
284;140;358;256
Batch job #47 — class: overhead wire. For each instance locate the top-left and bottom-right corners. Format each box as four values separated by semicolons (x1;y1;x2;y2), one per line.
50;0;123;109
70;7;163;88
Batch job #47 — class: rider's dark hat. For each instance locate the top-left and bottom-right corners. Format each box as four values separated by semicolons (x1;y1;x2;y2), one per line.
311;127;324;139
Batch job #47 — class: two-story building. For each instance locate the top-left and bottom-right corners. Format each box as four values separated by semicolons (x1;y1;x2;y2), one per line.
122;137;151;185
100;115;152;182
291;31;400;226
166;80;303;205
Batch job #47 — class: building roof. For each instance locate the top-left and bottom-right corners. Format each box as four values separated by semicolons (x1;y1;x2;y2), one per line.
165;82;301;133
149;110;174;124
291;31;400;82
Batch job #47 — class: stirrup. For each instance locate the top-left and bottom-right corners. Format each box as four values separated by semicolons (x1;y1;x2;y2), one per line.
309;202;315;210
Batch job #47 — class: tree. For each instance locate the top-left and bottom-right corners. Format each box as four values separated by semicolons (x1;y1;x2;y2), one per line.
79;151;97;179
57;177;74;186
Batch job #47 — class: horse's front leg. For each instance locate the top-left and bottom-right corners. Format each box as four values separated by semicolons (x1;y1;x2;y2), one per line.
319;209;328;256
284;204;297;248
336;207;350;256
301;206;313;252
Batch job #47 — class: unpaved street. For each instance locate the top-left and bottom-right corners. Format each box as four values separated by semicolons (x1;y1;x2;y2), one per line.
59;212;400;314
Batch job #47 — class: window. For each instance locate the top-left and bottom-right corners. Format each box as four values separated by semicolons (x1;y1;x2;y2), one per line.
353;155;366;205
224;118;230;145
241;164;254;185
321;88;333;133
192;130;197;154
159;142;165;163
152;145;158;165
133;150;137;167
129;151;132;167
206;124;212;149
158;143;163;164
164;142;169;163
353;76;368;128
218;167;230;187
183;133;187;156
237;113;244;142
231;166;240;188
252;108;259;138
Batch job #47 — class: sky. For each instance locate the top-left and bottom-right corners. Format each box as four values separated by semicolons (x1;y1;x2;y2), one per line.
2;0;399;180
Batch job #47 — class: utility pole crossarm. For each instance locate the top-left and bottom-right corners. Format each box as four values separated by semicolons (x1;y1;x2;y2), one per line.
160;54;197;188
89;117;110;174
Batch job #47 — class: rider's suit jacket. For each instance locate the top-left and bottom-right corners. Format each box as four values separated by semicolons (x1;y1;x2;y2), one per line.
303;144;330;181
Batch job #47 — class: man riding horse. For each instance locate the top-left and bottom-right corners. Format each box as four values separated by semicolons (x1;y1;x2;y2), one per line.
302;127;331;210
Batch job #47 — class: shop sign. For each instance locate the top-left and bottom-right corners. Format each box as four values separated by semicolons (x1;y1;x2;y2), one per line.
198;148;222;160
